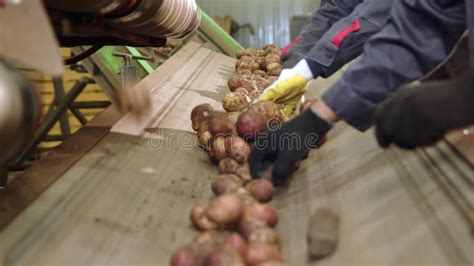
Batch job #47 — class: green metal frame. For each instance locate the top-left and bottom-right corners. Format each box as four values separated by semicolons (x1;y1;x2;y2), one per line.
199;10;244;57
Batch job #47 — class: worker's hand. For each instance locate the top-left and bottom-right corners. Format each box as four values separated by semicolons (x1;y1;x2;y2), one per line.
249;108;332;186
375;68;474;149
258;59;314;116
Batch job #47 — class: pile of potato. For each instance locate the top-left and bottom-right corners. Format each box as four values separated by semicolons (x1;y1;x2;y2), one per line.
170;46;289;266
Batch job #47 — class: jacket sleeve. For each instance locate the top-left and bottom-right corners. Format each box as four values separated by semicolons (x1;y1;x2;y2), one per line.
321;0;467;132
282;0;364;68
305;0;393;78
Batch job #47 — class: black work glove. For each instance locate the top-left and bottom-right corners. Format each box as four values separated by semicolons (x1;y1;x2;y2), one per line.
249;109;332;186
375;68;474;150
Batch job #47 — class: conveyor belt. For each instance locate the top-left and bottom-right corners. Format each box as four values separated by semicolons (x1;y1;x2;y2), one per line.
1;42;472;265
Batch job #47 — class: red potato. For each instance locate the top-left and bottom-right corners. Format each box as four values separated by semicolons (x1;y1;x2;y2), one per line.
243;202;279;227
239;78;259;94
170;245;200;266
234;187;257;205
208;137;228;163
211;174;243;196
222;92;249;113
239;215;267;239
191;104;214;132
246;179;275;203
207;194;243;226
226;136;251;163
195;232;247;258
218;158;240;175
249;101;284;122
197;130;213;150
190;203;219;231
245;243;283;266
235;87;250;95
222;233;248;257
206;250;246;266
228;75;243;92
237;109;268;142
208;112;235;137
235;165;252;183
248;227;280;246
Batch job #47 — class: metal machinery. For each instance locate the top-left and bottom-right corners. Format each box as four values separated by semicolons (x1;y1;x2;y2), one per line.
0;0;245;187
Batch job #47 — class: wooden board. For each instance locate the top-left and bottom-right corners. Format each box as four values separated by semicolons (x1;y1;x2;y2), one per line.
112;42;233;136
1;43;472;265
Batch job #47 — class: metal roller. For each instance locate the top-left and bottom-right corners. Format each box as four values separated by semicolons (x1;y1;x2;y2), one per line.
107;0;201;38
0;61;41;167
44;0;201;39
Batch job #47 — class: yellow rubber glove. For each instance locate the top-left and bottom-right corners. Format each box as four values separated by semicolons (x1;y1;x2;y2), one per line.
258;75;308;117
256;59;314;117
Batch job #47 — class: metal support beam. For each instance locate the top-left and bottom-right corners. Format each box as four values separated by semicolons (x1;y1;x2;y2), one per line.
11;77;95;169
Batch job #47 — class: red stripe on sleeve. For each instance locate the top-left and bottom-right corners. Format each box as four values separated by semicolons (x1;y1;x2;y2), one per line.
331;19;360;48
281;37;301;57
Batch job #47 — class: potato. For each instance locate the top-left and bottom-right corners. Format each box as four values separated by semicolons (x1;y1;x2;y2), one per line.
307;209;340;260
222;92;249;113
190;203;219;231
248;227;280;246
239;78;259;93
228;75;245;92
208;112;235;137
237;60;260;73
253;70;267;77
265;54;281;64
264;47;280;56
222;233;248;257
206;250;246;266
191;104;214;132
266;63;282;76
237;69;253;75
226;136;251;163
207;194;243;225
237;109;268;141
255;57;267;70
245;243;283;266
208;137;228;163
238;215;267;239
235;87;250;95
170;245;200;266
197;130;213;150
218;158;240;175
243;202;278;227
249;89;262;101
249;101;284;122
235;165;253;183
299;99;318;113
246;179;275;203
170;246;198;266
234;187;257;205
211;174;243;196
195;232;247;257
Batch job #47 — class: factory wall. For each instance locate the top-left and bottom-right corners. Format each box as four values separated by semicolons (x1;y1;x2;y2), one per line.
197;0;321;48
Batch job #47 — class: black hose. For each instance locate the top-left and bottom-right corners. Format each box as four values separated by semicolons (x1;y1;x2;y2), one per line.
63;45;104;65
